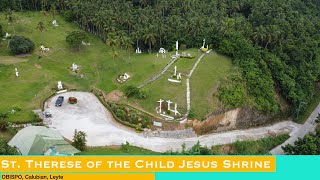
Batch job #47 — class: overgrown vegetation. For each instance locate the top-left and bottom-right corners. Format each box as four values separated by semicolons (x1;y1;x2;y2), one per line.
282;115;320;155
72;129;87;151
81;142;158;155
0;139;18;155
124;86;148;99
66;31;88;50
218;73;248;109
108;102;151;129
9;35;35;55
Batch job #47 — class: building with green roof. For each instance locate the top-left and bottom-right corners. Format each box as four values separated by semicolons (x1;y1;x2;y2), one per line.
8;126;80;155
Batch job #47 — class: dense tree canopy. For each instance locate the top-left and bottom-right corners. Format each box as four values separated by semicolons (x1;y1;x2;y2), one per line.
2;0;320;115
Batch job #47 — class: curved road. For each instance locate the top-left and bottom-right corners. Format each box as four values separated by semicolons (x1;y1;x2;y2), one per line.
45;92;302;153
270;103;319;154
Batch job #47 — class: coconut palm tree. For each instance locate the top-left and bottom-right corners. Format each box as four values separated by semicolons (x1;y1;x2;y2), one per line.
37;21;46;43
143;31;157;53
5;9;16;35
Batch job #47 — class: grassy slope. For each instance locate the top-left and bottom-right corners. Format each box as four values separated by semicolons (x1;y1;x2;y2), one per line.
0;12;170;122
190;52;232;119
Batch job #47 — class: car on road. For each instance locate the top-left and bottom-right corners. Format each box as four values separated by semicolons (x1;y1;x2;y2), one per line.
55;96;64;107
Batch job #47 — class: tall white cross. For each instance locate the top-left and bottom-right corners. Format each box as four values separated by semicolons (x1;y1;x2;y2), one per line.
174;66;177;76
158;99;164;113
174;103;181;116
166;100;172;111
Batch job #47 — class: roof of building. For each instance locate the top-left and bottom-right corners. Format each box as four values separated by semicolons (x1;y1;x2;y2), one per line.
8;126;80;155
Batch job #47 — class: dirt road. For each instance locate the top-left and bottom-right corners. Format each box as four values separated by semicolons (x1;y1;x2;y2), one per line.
45;92;301;153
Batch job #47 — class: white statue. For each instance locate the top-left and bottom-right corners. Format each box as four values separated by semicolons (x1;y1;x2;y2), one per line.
200;39;209;52
159;48;166;54
177;73;182;80
40;45;50;52
135;47;142;54
175;41;179;56
15;68;19;77
52;20;59;27
5;32;11;38
57;81;63;90
123;73;131;80
82;41;90;46
71;63;79;72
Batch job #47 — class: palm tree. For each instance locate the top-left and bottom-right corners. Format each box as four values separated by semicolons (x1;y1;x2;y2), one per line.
5;9;15;35
143;31;157;53
106;33;120;72
37;21;46;43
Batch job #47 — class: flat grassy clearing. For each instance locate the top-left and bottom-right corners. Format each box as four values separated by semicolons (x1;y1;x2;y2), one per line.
190;52;232;119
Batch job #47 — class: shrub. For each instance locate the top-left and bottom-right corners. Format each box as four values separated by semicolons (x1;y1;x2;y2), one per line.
66;31;88;49
180;44;187;50
124;86;148;99
63;10;74;22
9;36;35;55
0;24;3;38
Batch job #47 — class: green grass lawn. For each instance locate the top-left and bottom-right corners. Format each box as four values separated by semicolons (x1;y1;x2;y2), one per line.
190;52;232;119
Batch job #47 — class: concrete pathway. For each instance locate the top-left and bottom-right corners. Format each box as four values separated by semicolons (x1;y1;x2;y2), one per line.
270;103;320;154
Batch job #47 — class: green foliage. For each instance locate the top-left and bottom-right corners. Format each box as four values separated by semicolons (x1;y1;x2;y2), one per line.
124;86;148;99
72;129;87;151
218;73;247;109
9;35;35;55
0;139;18;155
62;10;74;22
66;31;88;49
0;112;9;131
108;103;151;129
282;130;320;155
183;141;211;155
212;134;289;155
0;23;3;37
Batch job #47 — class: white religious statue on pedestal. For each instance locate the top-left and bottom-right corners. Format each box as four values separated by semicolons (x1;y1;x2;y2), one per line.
175;40;179;56
57;81;63;90
52;20;59;27
168;66;182;83
3;32;11;40
135;41;142;54
40;45;50;52
200;39;209;52
71;63;79;72
15;68;19;77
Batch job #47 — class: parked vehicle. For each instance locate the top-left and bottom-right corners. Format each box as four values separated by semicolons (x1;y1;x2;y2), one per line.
43;111;52;118
55;96;64;107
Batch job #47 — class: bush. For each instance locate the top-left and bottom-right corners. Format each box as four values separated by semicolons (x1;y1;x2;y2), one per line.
62;10;74;22
9;36;35;55
180;44;187;50
66;31;88;49
0;24;3;38
124;86;148;99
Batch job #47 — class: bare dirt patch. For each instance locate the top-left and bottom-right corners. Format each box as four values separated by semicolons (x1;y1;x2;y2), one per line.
34;64;42;69
104;90;124;102
0;56;28;64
